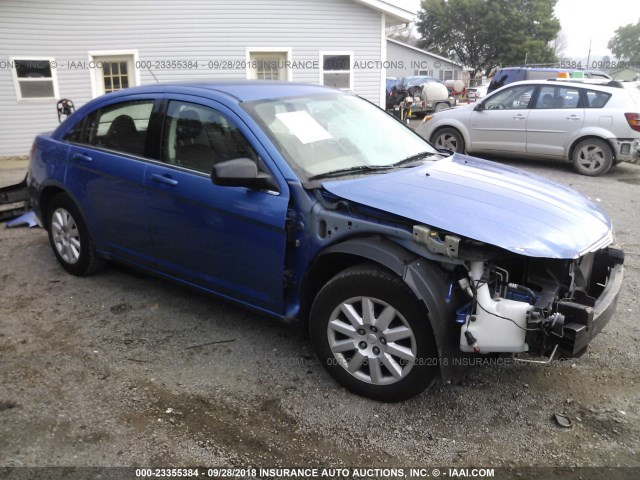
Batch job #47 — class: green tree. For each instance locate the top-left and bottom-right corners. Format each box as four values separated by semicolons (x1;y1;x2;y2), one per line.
608;20;640;64
417;0;560;75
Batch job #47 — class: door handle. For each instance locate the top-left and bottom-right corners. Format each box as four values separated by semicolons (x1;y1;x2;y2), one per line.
566;115;581;120
150;173;178;186
72;153;92;162
513;114;526;120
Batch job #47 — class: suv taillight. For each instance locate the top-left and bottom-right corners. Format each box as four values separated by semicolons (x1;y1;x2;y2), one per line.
624;113;640;132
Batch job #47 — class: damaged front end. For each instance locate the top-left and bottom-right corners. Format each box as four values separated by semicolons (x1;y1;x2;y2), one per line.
416;227;626;359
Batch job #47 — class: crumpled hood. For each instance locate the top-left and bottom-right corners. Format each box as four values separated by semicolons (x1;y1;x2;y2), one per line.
322;154;612;259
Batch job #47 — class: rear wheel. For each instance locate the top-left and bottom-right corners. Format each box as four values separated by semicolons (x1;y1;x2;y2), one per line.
434;102;449;113
46;193;104;276
432;127;465;153
310;264;438;402
572;138;613;176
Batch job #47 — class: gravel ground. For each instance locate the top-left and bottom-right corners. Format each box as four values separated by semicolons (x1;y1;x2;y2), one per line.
0;156;639;473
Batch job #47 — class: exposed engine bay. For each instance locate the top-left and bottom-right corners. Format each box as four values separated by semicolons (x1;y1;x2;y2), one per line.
454;247;624;357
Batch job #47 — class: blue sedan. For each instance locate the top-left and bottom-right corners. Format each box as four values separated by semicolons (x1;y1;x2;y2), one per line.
28;81;623;401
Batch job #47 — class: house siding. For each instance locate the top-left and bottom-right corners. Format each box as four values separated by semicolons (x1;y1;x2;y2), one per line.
386;39;462;80
0;0;386;156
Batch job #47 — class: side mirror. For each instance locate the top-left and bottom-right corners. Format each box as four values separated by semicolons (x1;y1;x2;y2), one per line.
473;102;483;112
211;158;278;191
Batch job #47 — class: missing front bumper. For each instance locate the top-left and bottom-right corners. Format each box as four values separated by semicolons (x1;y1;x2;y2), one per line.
552;247;624;356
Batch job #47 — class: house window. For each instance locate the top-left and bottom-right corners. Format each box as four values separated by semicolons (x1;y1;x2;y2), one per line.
321;53;352;90
439;69;455;81
89;51;139;97
102;61;130;93
418;70;434;76
248;51;289;81
11;57;59;100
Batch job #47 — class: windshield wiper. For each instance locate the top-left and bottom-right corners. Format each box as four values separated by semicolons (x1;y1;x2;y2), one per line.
391;151;438;167
308;165;393;181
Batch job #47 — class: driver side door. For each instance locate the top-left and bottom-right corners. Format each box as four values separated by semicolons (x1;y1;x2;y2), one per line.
469;84;537;153
143;96;290;314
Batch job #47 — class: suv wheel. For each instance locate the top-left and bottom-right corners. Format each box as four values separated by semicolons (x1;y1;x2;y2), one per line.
309;264;438;402
432;127;465;153
47;193;105;276
572;138;613;176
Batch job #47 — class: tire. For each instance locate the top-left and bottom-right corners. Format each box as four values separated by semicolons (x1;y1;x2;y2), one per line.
571;138;613;176
309;264;438;402
46;193;105;276
431;127;465;153
434;102;449;113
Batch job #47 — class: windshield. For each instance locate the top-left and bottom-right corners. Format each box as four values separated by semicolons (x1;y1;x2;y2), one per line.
244;93;436;181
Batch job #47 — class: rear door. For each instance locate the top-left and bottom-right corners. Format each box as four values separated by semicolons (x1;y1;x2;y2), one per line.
469;84;536;153
143;96;290;314
64;97;157;265
526;85;585;157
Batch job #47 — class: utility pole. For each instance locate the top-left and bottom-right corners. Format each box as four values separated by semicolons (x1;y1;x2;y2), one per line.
586;39;592;68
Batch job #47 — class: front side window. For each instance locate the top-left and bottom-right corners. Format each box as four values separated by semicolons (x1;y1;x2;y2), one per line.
244;93;435;181
11;58;58;100
162;101;259;174
484;84;536;110
84;100;154;156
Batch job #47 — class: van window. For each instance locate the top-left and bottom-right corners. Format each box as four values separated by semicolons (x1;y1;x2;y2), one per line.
488;69;526;92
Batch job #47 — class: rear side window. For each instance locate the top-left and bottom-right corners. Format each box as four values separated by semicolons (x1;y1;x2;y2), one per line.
534;86;581;109
583;89;612;109
83;100;154;156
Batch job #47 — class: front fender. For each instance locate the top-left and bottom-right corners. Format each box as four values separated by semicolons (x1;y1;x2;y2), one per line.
317;236;468;383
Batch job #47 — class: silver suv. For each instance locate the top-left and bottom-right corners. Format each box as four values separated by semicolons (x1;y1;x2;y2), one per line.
417;79;640;176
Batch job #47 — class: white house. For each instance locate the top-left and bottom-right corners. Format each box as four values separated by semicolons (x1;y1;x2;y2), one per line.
386;38;464;82
610;67;640;82
0;0;415;157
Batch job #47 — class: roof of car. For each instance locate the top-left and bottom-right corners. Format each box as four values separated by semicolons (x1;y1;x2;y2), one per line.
501;79;625;92
99;80;340;103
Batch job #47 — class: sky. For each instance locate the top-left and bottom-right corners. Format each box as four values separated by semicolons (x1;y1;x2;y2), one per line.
394;0;640;61
554;0;640;59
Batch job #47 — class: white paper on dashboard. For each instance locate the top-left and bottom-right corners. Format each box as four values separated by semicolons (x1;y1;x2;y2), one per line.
275;111;333;144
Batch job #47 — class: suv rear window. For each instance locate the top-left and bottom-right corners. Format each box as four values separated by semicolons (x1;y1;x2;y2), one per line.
584;89;612;108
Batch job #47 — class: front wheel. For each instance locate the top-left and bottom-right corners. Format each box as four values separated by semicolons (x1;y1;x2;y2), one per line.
572;138;613;176
309;265;438;402
431;127;465;153
46;193;105;276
